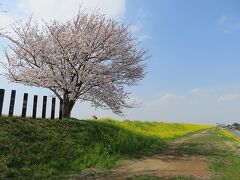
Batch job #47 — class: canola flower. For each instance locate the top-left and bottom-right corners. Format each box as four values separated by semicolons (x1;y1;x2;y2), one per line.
219;128;240;142
100;118;213;140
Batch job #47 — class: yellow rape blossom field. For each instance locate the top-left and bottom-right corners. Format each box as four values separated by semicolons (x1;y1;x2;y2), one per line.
219;128;240;142
101;118;213;139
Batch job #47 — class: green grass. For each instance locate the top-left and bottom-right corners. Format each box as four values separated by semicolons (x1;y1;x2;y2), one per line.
0;116;211;179
174;128;240;180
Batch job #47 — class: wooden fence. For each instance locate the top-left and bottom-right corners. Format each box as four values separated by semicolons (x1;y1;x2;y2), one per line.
0;89;63;119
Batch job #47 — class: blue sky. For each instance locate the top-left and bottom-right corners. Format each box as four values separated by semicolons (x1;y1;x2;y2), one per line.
1;0;240;124
126;0;240;93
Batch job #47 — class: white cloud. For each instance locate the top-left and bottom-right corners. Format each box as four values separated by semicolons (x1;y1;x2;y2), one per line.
190;88;203;95
218;15;240;34
217;94;240;102
0;13;15;29
137;8;149;18
18;0;126;21
128;7;151;42
123;88;240;124
129;23;141;33
139;34;151;42
160;93;185;102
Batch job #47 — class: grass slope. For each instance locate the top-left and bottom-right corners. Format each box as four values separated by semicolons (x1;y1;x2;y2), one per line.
0;117;211;179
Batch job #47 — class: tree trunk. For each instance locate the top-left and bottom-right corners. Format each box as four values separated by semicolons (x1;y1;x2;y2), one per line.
62;93;75;118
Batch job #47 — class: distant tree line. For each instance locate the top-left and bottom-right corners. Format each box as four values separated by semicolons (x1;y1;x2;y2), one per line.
225;123;240;130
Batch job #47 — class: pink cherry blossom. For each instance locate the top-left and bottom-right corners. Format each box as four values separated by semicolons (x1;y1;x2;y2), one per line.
1;10;147;118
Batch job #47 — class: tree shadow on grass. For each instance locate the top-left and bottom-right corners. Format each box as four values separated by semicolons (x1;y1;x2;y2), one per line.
0;117;168;179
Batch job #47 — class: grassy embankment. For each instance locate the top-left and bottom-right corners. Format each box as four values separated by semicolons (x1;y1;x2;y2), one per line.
0;116;212;179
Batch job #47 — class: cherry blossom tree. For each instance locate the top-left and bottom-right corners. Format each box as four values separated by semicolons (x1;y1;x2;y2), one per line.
1;10;147;118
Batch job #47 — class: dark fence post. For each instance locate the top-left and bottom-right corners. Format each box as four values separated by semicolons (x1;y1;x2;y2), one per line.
42;96;47;118
21;93;28;118
32;95;38;119
8;90;16;117
0;89;5;117
59;99;63;120
51;97;56;119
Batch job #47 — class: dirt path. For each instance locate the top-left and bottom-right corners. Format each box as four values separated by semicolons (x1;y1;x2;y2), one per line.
74;131;212;180
105;131;211;179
